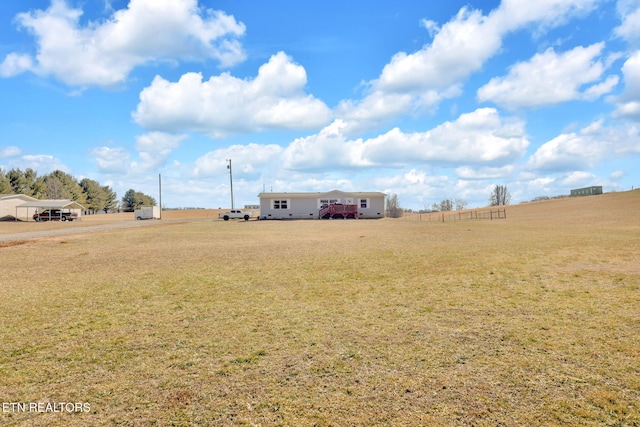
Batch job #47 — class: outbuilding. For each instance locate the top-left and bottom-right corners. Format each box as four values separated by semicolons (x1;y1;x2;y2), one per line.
15;199;85;221
570;186;603;197
258;190;385;220
0;194;37;221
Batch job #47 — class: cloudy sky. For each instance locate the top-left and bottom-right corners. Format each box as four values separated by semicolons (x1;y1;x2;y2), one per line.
1;0;639;209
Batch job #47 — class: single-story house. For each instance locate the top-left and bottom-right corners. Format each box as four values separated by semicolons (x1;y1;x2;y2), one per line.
258;190;386;219
0;194;37;221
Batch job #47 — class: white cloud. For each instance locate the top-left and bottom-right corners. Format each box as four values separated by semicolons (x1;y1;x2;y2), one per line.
134;132;187;171
0;53;33;77
614;101;640;119
13;154;67;173
527;133;601;171
478;43;616;108
378;7;503;94
583;75;620;100
612;51;640;120
92;146;131;173
492;0;600;32
362;108;528;166
614;1;640;44
193;143;282;179
561;171;597;186
525;176;557;193
377;0;602;95
372;170;497;208
375;169;449;190
376;0;601;94
335;0;602;132
610;170;625;180
455;165;515;180
133;52;331;136
527;120;640;171
283;108;529;171
3;0;246;87
282;120;369;171
335;91;414;135
0;146;22;157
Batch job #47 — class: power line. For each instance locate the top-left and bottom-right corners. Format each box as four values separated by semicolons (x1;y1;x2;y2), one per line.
156;172;229;181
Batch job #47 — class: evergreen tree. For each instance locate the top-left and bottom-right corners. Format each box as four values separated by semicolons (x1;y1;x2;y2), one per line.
8;168;46;197
45;170;87;205
80;178;118;213
122;189;156;212
0;168;12;194
101;185;118;213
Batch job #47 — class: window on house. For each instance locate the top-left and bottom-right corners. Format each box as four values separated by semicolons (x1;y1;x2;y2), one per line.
273;199;289;209
360;199;369;209
319;199;339;208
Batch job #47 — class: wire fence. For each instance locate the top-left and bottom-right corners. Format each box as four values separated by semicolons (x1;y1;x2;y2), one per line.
400;208;507;222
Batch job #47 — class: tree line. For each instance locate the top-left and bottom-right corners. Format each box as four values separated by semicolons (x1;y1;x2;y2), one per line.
0;168;156;213
386;185;511;217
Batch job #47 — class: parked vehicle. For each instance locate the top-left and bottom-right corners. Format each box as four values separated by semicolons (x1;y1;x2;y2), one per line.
134;206;160;220
33;209;78;222
219;209;251;221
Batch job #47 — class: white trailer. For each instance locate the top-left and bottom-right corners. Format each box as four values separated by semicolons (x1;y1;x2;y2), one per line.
134;206;161;220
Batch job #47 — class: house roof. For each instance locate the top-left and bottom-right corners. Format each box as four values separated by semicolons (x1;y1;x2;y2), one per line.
16;199;85;210
0;194;38;202
258;190;385;199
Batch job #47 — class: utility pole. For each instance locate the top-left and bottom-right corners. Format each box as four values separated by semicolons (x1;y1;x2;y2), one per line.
158;173;162;219
226;159;234;209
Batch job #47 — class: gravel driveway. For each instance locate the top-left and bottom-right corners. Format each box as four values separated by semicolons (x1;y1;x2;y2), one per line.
0;220;171;244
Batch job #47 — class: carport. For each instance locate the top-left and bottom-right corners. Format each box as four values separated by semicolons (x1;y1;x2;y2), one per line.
16;199;85;222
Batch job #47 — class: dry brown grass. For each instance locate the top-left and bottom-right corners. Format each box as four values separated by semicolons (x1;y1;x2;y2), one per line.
0;191;639;426
0;209;229;235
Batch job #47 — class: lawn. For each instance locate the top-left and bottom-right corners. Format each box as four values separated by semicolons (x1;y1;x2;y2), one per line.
1;192;639;426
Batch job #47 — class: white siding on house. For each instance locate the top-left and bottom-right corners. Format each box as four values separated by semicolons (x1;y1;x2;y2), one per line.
258;190;385;219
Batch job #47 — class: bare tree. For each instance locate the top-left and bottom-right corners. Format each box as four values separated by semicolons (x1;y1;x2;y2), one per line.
489;185;511;206
439;199;453;211
385;193;403;218
454;198;468;210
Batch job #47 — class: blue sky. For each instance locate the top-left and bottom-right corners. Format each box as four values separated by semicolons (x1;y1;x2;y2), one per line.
1;0;639;209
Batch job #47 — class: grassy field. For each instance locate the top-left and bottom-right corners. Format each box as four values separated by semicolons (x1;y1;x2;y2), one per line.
1;191;639;426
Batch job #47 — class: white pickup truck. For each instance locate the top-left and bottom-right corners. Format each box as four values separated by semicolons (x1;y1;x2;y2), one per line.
218;209;251;221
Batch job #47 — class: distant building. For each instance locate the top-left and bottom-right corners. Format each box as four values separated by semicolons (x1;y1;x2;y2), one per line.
0;194;85;221
0;194;37;220
570;186;603;197
258;190;385;219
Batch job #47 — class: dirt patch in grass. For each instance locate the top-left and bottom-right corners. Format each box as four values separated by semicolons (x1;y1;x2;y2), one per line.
0;192;639;426
0;240;26;248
